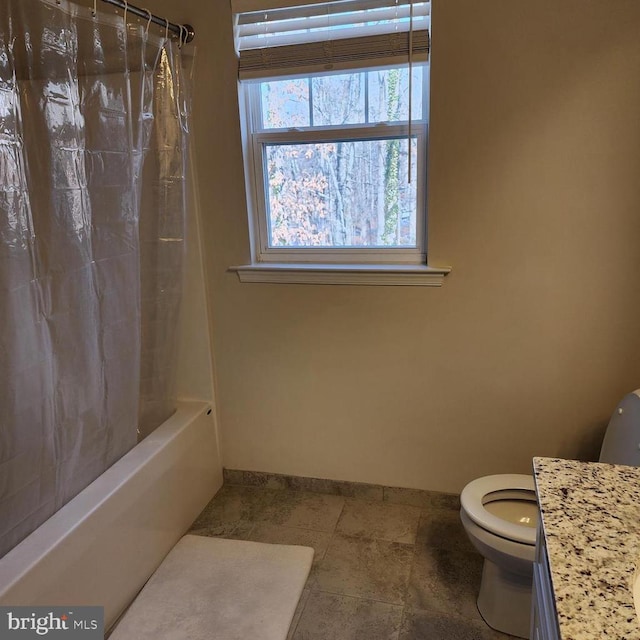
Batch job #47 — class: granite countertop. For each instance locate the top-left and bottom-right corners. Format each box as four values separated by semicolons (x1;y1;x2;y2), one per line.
533;457;640;640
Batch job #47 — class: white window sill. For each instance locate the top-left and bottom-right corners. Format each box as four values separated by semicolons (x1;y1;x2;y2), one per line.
229;263;451;286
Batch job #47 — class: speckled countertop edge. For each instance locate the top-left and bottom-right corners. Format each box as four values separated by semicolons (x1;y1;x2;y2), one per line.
533;457;640;640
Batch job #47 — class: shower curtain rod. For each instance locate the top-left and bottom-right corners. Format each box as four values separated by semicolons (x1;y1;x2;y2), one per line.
100;0;195;42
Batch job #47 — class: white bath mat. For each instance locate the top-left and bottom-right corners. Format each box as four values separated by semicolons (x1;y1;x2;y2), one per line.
109;534;313;640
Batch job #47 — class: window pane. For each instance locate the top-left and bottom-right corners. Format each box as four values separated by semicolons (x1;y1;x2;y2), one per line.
265;138;418;248
311;73;365;125
260;78;310;128
257;66;425;130
368;66;424;123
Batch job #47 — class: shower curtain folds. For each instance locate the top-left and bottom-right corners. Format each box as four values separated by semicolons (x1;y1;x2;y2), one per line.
0;0;190;558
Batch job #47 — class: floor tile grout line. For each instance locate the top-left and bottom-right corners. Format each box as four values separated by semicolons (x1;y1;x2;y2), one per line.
287;589;311;640
403;521;427;609
242;521;257;539
309;587;406;608
328;530;417;548
252;520;338;535
331;500;346;535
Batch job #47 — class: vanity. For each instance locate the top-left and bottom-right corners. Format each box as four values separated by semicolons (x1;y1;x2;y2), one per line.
531;517;558;640
531;457;640;640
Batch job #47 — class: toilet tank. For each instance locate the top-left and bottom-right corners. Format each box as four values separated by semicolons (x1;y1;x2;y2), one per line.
599;389;640;466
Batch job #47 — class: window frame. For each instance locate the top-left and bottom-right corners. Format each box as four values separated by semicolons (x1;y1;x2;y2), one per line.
239;68;429;265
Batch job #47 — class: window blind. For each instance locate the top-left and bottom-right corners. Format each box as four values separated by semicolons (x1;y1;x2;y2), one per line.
233;0;430;79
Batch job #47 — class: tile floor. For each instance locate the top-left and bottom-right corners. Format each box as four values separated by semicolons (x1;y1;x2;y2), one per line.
188;482;517;640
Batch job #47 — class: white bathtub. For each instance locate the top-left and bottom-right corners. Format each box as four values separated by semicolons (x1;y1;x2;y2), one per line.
0;401;222;631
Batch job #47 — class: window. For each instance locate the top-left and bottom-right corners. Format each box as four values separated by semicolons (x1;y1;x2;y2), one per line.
232;0;447;284
243;65;427;263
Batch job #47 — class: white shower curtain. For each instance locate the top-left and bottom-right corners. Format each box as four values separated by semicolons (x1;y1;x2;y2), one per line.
0;0;189;558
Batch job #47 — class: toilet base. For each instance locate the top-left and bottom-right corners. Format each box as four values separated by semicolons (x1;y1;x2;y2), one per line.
477;558;533;639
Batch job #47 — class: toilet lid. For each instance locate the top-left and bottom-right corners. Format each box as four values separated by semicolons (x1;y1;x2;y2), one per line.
461;474;537;545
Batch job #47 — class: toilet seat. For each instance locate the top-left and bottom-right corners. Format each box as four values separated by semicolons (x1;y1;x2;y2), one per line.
460;474;537;546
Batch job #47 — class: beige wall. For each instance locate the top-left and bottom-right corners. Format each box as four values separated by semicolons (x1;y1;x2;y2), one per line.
166;0;640;493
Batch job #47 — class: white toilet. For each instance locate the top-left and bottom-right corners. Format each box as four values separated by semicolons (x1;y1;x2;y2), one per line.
460;389;640;639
